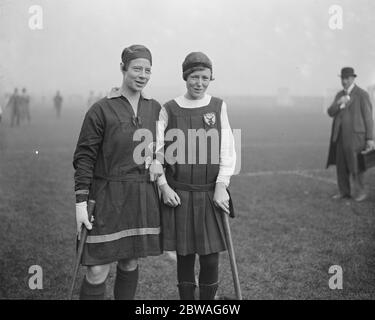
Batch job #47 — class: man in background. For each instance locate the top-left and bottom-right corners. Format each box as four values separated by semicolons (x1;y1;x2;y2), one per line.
54;91;63;118
7;88;22;127
326;67;375;202
20;88;31;123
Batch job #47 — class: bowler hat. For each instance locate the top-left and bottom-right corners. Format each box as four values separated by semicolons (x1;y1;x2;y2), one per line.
339;67;357;78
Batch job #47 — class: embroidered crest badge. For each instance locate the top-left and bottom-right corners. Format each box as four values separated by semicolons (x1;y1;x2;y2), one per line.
203;112;216;126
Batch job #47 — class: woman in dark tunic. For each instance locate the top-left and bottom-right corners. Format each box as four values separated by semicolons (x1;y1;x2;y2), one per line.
154;52;237;300
73;45;162;300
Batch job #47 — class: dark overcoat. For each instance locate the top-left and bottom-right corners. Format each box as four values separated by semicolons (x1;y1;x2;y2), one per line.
326;85;374;174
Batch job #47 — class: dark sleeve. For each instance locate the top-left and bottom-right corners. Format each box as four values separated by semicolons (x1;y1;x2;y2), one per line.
327;92;341;118
360;91;374;140
154;99;162;112
73;104;105;200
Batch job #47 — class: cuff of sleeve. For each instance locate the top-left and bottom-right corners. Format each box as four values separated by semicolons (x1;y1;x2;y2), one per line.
157;174;167;187
216;176;230;188
75;190;89;195
75;190;89;203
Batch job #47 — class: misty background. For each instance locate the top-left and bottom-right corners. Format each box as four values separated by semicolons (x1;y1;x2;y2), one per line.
2;1;375;300
1;0;375;104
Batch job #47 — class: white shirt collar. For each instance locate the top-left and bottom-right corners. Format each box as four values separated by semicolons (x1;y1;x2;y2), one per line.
175;93;211;107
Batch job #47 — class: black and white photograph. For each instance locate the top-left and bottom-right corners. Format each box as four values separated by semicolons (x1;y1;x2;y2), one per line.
0;0;375;305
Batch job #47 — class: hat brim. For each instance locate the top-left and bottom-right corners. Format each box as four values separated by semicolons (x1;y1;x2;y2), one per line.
338;74;357;78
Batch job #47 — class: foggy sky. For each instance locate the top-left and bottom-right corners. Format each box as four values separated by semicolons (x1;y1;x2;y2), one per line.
1;0;375;98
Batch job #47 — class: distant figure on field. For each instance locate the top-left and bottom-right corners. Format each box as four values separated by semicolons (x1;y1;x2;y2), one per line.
54;91;63;118
326;67;375;202
7;88;22;127
20;88;31;123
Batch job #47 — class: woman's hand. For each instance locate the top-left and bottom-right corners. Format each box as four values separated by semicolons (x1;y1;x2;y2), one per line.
160;184;181;207
213;182;230;215
76;202;93;234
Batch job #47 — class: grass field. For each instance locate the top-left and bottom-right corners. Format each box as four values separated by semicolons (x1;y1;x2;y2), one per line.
0;97;375;300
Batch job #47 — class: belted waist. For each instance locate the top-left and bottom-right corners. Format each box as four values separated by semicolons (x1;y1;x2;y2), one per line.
94;173;150;182
166;174;215;192
165;175;235;218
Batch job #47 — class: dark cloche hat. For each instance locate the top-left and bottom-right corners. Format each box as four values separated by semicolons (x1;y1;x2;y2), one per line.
182;52;213;81
121;44;152;68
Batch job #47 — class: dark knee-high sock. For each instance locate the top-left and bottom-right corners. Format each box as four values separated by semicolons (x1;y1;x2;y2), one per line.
79;276;106;300
177;254;196;283
177;254;196;300
199;253;219;284
199;253;219;300
114;265;139;300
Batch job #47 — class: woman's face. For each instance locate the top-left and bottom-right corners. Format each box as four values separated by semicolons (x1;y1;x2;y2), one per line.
185;68;211;100
123;58;152;93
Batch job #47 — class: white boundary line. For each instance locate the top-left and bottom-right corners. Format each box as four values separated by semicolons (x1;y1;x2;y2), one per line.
239;169;375;190
240;169;336;184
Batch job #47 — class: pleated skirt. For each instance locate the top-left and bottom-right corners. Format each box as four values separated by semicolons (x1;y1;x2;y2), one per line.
81;179;162;266
162;188;227;256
